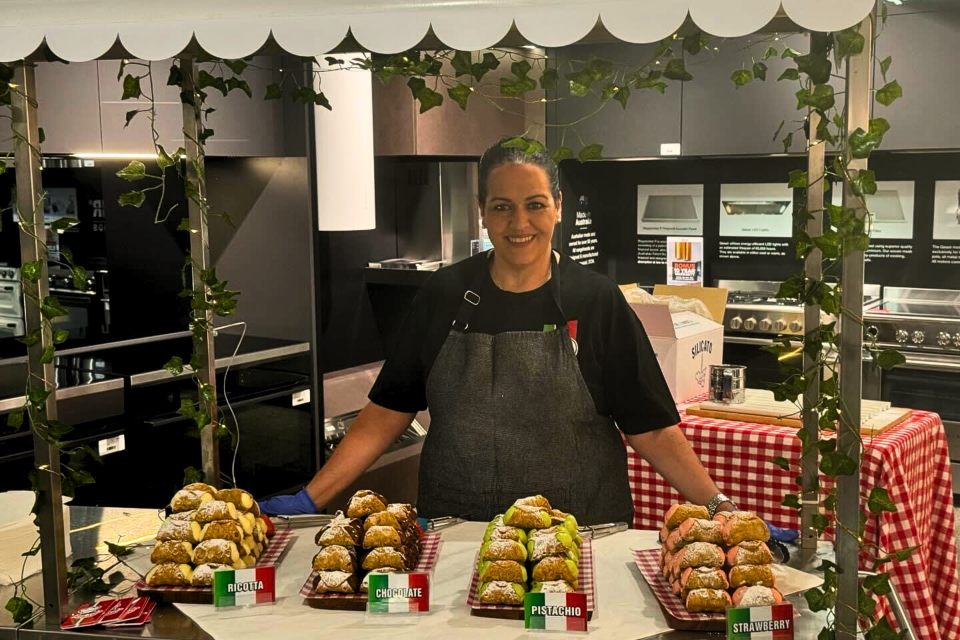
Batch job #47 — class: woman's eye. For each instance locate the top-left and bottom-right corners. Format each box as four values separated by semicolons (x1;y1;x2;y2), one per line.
528;202;545;210
493;204;510;212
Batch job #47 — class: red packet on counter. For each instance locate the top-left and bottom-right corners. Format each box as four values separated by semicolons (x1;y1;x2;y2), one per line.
112;597;150;624
60;600;114;629
110;601;155;627
97;598;134;625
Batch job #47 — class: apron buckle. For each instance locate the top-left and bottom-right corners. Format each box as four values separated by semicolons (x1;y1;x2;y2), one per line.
463;290;480;306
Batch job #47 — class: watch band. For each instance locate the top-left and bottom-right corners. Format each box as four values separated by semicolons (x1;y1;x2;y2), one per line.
706;492;736;518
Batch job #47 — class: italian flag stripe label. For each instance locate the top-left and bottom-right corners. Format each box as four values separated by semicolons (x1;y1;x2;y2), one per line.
727;603;794;640
212;567;275;607
524;592;588;632
367;573;429;613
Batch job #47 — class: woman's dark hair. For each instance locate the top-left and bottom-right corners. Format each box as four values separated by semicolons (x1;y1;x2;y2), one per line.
477;139;561;205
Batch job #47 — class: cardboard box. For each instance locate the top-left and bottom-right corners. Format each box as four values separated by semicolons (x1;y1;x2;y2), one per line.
627;285;728;403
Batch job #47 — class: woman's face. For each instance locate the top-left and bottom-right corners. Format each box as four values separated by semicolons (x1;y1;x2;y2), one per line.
481;163;561;270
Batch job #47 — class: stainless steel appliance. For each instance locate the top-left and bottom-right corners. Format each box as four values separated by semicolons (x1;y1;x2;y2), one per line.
641;195;699;222
48;267;110;342
862;288;960;494
708;364;746;404
0;267;25;339
722;201;790;216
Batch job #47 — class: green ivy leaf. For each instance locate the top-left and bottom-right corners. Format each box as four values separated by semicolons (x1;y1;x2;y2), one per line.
752;61;768;82
788;170;808;188
763;46;778;60
116;160;147;182
551;147;574;164
155;144;175;172
815;116;837;145
782;130;794;153
407;78;443;113
5;596;33;624
662;58;692;82
50;217;79;233
118;190;146;208
782;47;801;59
264;83;283;100
682;32;710;56
633;71;667;93
163;356;184;376
873;349;906;371
894;545;920;562
199;383;216;403
510;59;532;79
820;450;858;476
778;68;800;82
470;52;501;82
190;352;205;371
124;109;140;129
225;76;252;98
176;218;192;232
804;587;828;612
40;296;69;320
53;329;68;344
39;343;55;365
858;169;878;196
731;68;753;88
184;466;203;485
445;84;471;110
20;259;43;284
782;493;801;509
121;74;142;100
796;84;835;111
811;513;830;536
864;616;907;640
824;492;837;511
835;28;865;60
167;63;183;87
7;410;24;429
500;75;537;97
199;128;215;144
858;585;878;618
577;143;603;162
224;59;248;75
198;70;228;97
848;127;880;159
0;159;5;175
879;55;892;82
613;85;630;109
46;419;75;440
876;80;902;107
540;67;558;91
863;572;892;597
796;54;832;85
771;456;790;470
818;628;836;640
17;328;42;347
450;51;472;78
869;117;891;139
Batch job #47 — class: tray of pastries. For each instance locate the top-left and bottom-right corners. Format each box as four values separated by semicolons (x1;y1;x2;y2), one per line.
299;490;441;610
136;483;294;604
465;495;596;620
634;503;792;632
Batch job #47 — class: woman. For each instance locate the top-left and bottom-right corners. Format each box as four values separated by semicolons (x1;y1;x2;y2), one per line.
261;141;737;525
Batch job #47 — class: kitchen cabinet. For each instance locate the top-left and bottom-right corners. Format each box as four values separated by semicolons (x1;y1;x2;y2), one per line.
0;61;102;155
680;35;808;157
546;43;681;159
372;53;539;156
98;57;286;157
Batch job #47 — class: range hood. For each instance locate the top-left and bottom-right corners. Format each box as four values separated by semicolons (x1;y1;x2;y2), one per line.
722;200;791;216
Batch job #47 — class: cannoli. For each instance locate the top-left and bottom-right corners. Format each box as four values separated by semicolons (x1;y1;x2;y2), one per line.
665;529;685;553
479;539;527;564
503;504;552;530
477;581;526;605
536;525;582;547
484;525;528;545
364;511;403;531
685;588;732;613
360;568;398;593
676;542;725;570
237;512;256;535
400;524;421;547
678;518;723;545
239;536;255;557
531;581;575;593
199;521;244;545
171;489;213;513
169;510;196;522
729;564;776;590
346;490;388;519
386;503;416;528
661;550;674;578
528;532;579;564
664;503;710;530
196;500;239;524
680;567;729;598
191;563;230;587
314;571;358;594
548;509;578;534
157;519;202;544
145;562;194;586
312;545;358;573
193;539;241;565
402;542;421;570
478;560;527;584
316;525;361;548
150;540;194;564
215;488;258;515
363;525;403;549
183;482;216;495
361;547;408;571
732;585;784;608
514;495;552;510
672;579;682;597
531;556;578;584
727;540;774;567
719;512;770;547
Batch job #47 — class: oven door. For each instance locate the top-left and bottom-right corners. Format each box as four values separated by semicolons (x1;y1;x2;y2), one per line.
864;353;960;494
723;336;805;390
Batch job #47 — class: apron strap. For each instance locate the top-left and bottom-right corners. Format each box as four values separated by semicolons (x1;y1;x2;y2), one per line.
453;251;567;333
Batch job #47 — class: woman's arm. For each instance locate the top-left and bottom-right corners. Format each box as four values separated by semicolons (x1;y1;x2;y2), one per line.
625;425;735;511
303;401;416;509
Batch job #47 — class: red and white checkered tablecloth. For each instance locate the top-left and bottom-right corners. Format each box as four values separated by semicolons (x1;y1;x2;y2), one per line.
627;405;960;640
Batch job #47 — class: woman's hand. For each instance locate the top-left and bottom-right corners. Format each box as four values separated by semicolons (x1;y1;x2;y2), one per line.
259;488;318;516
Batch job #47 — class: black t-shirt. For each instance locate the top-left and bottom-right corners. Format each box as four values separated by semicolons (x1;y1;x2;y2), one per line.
369;253;680;435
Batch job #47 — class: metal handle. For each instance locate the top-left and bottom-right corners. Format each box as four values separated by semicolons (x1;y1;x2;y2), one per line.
577;522;628;539
859;571;917;640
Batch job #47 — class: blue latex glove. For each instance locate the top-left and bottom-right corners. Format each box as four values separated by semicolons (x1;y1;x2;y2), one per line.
258;488;318;516
768;522;800;543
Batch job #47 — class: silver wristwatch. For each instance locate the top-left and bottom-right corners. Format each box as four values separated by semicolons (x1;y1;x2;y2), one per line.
706;492;737;518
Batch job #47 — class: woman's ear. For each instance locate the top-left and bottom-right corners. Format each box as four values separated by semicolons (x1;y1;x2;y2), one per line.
556;191;563;222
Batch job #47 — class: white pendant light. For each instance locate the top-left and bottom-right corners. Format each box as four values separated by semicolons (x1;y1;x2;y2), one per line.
314;59;376;231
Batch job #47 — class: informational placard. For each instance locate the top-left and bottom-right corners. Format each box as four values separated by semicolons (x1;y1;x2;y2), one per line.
524;592;587;632
719;183;794;239
727;603;794;639
833;180;915;240
567;194;600;267
212;567;276;608
666;237;703;286
367;573;430;613
637;185;704;236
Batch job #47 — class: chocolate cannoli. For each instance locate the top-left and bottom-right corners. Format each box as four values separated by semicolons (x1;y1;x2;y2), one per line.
346;490;388;519
314;571;358;594
364;511;403;531
386;503;416;528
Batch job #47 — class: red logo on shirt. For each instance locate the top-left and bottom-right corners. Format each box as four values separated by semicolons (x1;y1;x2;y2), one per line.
568;320;578;342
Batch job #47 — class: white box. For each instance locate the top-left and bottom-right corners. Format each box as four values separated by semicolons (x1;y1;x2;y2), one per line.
627;285;727;403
